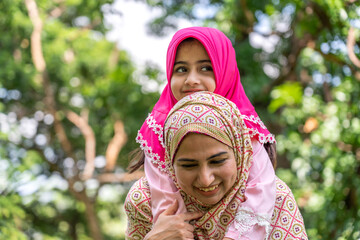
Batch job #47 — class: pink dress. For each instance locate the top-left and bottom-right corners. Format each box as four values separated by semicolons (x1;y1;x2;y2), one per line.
145;139;276;239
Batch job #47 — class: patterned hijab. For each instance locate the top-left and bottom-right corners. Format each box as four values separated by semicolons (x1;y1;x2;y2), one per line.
137;26;275;172
164;92;253;239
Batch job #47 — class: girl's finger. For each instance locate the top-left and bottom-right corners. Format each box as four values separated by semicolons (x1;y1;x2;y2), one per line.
161;199;178;216
181;211;204;222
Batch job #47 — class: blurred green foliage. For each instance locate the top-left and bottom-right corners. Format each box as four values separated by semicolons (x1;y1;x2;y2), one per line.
0;0;160;239
1;0;360;239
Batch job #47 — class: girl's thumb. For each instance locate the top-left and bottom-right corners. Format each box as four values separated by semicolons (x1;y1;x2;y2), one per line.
163;199;178;216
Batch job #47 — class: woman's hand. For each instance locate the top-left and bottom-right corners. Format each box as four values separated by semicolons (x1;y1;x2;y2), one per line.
144;199;203;240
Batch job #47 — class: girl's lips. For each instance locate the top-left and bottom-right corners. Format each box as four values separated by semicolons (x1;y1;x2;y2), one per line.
183;89;203;94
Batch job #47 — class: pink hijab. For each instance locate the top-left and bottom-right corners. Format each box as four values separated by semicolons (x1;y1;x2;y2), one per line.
136;27;275;171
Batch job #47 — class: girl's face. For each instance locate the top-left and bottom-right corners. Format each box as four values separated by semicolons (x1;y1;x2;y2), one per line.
173;133;237;206
171;39;216;101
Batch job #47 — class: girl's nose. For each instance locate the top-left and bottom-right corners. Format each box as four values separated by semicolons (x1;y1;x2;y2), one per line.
184;70;200;86
197;166;215;187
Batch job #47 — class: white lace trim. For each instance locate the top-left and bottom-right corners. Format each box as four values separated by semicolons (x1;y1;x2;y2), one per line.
145;113;165;148
238;114;276;144
241;114;268;130
234;206;272;240
249;129;276;144
135;132;167;172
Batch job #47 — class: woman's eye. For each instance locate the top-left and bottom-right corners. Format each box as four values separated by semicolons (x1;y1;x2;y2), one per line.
181;164;197;168
210;159;226;164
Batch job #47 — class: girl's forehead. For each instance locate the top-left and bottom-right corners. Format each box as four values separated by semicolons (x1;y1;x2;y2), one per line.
177;38;204;51
175;39;209;59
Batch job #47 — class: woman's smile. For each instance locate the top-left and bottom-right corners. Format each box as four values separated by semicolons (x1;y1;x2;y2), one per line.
195;184;220;196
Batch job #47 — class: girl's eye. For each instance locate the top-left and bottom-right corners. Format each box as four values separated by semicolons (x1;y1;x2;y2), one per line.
174;66;187;73
201;66;213;72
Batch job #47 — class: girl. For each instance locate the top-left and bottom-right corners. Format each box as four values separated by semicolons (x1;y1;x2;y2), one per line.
125;92;307;239
129;27;276;239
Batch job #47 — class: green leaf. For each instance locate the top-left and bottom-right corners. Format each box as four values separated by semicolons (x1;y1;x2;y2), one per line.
268;82;303;112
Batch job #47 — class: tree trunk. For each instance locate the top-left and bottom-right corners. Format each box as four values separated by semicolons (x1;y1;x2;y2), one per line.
83;197;104;240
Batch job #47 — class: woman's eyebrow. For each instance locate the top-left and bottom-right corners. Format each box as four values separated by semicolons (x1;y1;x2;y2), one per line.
207;152;228;160
176;158;196;162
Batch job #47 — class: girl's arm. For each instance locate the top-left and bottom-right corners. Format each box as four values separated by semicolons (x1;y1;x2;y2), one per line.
225;140;276;240
145;200;203;240
144;154;187;222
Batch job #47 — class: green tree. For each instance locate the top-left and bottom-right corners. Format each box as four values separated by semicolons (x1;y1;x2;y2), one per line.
143;0;360;238
0;0;160;239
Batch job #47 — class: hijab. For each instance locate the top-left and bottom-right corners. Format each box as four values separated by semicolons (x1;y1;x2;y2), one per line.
164;91;253;239
137;26;274;171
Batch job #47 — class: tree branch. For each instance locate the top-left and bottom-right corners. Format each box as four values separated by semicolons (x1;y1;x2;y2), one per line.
25;0;46;72
311;47;360;80
67;110;96;180
347;27;360;68
25;2;104;239
240;0;255;26
105;120;127;172
97;171;144;183
25;0;75;159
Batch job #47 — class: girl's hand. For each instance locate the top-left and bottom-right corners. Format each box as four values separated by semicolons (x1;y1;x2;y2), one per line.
144;199;203;240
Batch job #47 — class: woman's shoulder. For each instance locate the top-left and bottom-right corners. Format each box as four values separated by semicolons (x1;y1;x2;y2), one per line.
273;177;300;214
274;177;293;196
270;177;308;239
124;177;153;222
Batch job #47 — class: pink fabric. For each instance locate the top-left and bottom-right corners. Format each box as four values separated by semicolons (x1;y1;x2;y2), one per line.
144;154;186;221
137;26;275;171
225;140;276;239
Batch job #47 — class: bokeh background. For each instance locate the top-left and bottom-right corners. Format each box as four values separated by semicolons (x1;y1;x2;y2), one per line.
1;0;360;239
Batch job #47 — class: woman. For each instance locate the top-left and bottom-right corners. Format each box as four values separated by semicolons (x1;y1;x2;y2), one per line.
125;92;307;240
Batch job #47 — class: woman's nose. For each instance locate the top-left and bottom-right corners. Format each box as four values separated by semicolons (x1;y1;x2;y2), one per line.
197;167;215;187
184;70;200;86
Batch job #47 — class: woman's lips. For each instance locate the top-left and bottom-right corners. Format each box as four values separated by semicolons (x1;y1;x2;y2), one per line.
195;184;220;196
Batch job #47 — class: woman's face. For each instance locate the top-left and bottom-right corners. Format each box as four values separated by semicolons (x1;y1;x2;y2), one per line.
170;39;216;101
173;133;237;206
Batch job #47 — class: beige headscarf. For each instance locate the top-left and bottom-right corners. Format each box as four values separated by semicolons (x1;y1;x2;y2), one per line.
164;91;254;239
